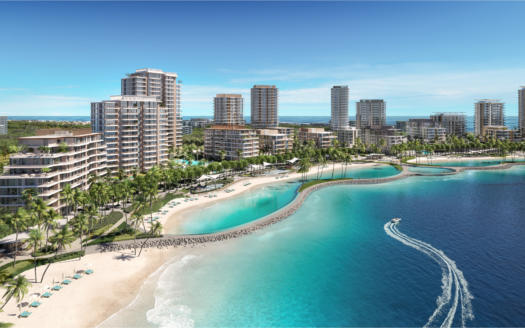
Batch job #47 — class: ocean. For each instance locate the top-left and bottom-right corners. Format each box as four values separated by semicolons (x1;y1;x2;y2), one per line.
8;116;520;132
99;165;525;327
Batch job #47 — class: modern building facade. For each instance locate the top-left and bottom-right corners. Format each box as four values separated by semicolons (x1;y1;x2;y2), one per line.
519;87;525;134
356;100;386;129
407;119;446;142
482;126;516;142
395;121;408;133
121;68;182;148
256;129;292;155
360;125;404;149
336;127;359;147
474;100;505;136
214;94;244;125
251;85;279;128
331;86;349;130
204;125;259;160
91;95;168;175
182;126;193;135
430;112;467;137
0;128;107;214
298;128;336;149
348;120;357;128
182;118;214;128
0;116;7;135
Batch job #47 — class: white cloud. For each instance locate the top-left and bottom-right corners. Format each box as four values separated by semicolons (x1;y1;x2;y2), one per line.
0;87;27;91
0;94;92;116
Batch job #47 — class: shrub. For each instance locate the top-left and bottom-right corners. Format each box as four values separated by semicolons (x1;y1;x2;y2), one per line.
89;211;123;232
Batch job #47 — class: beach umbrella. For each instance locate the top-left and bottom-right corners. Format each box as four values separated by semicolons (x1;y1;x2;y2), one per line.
52;278;55;285
19;303;21;313
62;273;64;280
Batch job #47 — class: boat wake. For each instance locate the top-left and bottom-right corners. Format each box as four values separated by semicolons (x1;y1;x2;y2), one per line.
384;222;474;328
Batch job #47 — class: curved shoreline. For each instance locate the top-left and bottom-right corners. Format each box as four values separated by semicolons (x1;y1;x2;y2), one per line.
97;161;525;253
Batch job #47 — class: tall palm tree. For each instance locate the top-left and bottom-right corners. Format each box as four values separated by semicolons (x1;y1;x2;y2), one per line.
130;212;143;255
236;149;243;161
218;150;226;162
1;276;32;310
121;180;136;230
31;197;49;231
42;208;60;250
72;189;84;217
20;188;38;210
142;184;158;223
40;224;75;283
25;229;45;282
72;214;90;258
84;203;99;230
61;184;73;220
6;208;28;268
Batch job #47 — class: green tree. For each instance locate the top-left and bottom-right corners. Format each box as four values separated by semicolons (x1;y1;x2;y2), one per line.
25;229;45;282
1;276;32;310
6;208;28;268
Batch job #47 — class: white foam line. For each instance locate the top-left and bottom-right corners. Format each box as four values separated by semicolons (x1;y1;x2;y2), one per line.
244;186;265;200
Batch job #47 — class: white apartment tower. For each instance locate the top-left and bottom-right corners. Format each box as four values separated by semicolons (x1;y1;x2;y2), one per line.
251;85;279;128
331;86;349;130
91;96;168;175
474;99;505;136
430;112;467;137
214;94;244;125
121;68;182;148
356;100;386;129
519;87;525;133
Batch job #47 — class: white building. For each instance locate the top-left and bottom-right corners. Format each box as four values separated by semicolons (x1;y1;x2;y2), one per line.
356;100;386;129
336;127;359;147
407;119;446;143
0;116;7;135
474;99;505;136
430;112;467;137
331;86;349;130
214;94;244;125
519;87;525;134
251;85;279;128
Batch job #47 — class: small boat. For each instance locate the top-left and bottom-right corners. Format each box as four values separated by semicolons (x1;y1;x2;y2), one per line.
391;218;401;223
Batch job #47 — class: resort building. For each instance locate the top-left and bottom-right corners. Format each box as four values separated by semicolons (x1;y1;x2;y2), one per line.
204;125;259;160
255;129;292;155
519;87;525;134
0;116;7;135
91;95;168;175
182;126;193;135
430;112;467;137
481;126;516;142
275;127;292;137
407;119;446;143
360;125;404;149
214;94;244;125
182;118;214;128
349;120;357;128
0;128;107;214
335;127;359;147
356;100;386;129
396;121;408;133
298;128;336;149
474;99;505;136
331;86;350;130
121;68;182;148
251;85;279;128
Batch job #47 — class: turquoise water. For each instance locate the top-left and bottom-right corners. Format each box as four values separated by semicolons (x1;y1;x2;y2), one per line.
175;159;203;166
432;158;524;167
408;167;455;174
101;166;525;327
170;165;399;235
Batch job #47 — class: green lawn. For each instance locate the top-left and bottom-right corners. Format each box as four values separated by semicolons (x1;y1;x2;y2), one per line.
376;162;403;171
400;156;441;167
298;178;353;192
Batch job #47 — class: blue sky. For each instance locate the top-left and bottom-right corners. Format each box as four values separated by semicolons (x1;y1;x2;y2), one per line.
1;1;524;117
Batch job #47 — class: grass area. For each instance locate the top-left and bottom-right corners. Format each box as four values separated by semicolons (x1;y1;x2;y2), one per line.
127;193;186;216
400;156;441;167
298;178;353;192
89;211;123;233
85;233;163;246
31;246;58;257
376;162;403;171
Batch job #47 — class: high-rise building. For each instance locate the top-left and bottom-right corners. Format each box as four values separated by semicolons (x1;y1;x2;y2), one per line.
519;87;525;133
0;116;7;135
356;100;386;129
91;95;168;175
214;94;244;125
251;85;279;128
430;112;467;137
407;119;446;142
474;100;505;136
0;128;107;214
331;86;349;130
121;68;182;148
396;121;408;133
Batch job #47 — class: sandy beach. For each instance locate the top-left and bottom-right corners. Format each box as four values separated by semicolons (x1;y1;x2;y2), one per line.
0;162;383;327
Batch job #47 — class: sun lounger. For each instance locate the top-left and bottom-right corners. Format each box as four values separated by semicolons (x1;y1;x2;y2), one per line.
30;301;42;308
42;292;53;298
85;269;94;275
19;311;32;318
169;206;174;208
62;279;72;285
195;198;199;200
53;285;63;291
177;202;181;204
73;274;82;279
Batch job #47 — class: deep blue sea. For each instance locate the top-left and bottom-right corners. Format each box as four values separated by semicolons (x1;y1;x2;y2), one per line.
100;165;525;327
8;116;520;132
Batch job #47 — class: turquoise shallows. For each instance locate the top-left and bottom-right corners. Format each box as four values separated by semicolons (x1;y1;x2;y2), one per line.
175;159;203;166
408;167;455;174
101;166;525;327
430;158;524;167
170;165;399;235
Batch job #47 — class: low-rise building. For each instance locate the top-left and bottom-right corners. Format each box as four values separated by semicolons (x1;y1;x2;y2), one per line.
256;129;292;155
430;112;467;137
182;118;213;128
298;128;336;149
204;125;259;160
407;119;446;143
396;121;408;133
0;128;107;214
182;126;193;135
481;126;516;142
348;120;357;128
335;127;359;147
360;125;404;149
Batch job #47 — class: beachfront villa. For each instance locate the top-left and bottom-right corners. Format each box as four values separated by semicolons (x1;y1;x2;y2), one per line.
360;125;405;149
298;127;336;148
204;125;259;160
255;128;292;155
0;128;107;214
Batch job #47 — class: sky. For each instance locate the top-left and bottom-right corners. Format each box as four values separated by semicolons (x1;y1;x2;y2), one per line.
1;1;524;117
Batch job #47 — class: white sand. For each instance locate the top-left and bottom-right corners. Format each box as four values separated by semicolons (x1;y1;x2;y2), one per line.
0;162;383;327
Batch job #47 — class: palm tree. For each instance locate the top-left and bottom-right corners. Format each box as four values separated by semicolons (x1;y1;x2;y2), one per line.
121;180;136;230
40;224;75;283
42;208;60;251
218;150;226;162
84;203;99;230
329;148;338;179
25;229;45;282
20;188;38;210
130;212;143;255
72;189;84;217
143;184;158;223
61;184;73;220
236;149;243;161
6;208;28;268
31;197;49;231
1;276;32;310
72;214;90;258
379;138;386;154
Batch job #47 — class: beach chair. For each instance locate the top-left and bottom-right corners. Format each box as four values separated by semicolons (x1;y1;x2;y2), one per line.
52;285;63;291
62;279;72;285
73;274;82;279
30;301;42;308
85;269;94;275
169;206;174;208
195;198;199;200
19;311;32;318
42;292;53;298
177;202;181;204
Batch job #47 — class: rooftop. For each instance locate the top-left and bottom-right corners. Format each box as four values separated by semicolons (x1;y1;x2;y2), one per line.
19;128;98;139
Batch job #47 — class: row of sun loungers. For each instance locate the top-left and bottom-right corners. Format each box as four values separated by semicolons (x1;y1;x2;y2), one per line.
225;189;235;193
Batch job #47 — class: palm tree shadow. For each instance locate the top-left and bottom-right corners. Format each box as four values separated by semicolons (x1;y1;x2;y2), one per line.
113;253;136;261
